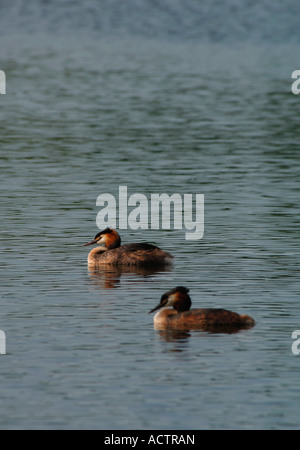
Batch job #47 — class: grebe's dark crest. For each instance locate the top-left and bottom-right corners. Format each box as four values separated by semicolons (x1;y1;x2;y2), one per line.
84;227;121;250
149;286;255;331
84;228;173;267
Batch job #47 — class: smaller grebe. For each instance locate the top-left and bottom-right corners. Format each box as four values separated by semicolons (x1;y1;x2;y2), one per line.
83;228;173;267
149;287;255;331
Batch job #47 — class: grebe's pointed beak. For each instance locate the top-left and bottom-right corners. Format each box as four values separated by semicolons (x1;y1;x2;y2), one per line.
149;292;169;314
148;303;162;314
83;239;98;247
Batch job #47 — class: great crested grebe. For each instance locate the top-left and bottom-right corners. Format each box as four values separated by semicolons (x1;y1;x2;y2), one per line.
83;228;173;267
149;286;255;330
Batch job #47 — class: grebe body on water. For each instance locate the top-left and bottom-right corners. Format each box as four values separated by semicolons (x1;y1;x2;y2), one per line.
149;287;255;330
84;228;173;267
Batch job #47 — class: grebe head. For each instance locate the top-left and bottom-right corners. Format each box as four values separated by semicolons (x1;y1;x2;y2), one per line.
149;286;191;314
83;228;121;250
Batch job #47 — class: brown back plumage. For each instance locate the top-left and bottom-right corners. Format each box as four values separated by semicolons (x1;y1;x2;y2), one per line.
88;244;173;267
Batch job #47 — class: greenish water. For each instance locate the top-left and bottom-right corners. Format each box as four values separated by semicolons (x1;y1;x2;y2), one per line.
1;31;300;429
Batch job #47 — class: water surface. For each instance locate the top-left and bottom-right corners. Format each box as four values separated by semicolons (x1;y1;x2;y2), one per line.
1;2;300;430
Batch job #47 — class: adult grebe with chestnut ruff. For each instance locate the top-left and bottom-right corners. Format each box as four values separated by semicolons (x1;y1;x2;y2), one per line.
84;228;173;267
149;287;255;331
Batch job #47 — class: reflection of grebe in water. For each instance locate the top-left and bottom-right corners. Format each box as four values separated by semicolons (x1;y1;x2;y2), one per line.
149;287;255;331
88;265;172;290
84;228;173;267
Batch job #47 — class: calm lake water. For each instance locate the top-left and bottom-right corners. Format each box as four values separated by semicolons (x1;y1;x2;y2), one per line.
1;1;300;430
